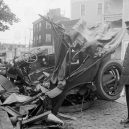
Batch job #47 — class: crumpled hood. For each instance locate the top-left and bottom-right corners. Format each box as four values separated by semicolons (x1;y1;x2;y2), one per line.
51;19;126;85
73;19;121;42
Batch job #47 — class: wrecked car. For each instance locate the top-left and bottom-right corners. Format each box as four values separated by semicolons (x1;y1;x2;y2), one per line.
0;16;126;128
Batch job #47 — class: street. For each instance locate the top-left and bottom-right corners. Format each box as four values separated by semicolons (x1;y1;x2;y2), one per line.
64;97;127;129
0;0;129;129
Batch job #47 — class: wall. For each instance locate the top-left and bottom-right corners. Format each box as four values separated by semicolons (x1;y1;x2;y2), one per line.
104;0;122;15
71;0;103;24
33;8;69;48
123;0;129;25
71;0;84;20
85;0;103;24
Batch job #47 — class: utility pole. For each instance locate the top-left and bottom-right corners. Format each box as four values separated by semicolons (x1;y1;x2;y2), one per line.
24;36;26;48
121;0;129;60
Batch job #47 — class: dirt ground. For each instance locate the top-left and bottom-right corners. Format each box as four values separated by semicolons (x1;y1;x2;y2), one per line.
0;97;127;129
64;98;128;129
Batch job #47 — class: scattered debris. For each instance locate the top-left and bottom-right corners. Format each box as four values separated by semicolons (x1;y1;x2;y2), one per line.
58;113;77;121
0;15;126;129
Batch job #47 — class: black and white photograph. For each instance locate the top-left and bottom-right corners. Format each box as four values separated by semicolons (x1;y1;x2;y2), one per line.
0;0;129;129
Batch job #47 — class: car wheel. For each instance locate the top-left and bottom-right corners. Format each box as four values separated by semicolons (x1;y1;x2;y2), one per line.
95;59;123;100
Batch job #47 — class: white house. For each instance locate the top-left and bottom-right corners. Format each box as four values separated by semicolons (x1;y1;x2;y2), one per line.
71;0;104;24
71;0;129;60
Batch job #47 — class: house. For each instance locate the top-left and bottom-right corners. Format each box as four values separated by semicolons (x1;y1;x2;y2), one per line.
32;8;70;54
71;0;104;24
71;0;129;60
0;43;26;62
71;0;124;26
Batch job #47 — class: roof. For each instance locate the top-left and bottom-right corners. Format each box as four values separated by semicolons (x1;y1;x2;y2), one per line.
33;15;70;25
52;16;70;23
104;13;122;22
33;18;43;25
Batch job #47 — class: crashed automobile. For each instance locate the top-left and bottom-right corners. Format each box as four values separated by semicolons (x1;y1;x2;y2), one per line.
0;16;127;128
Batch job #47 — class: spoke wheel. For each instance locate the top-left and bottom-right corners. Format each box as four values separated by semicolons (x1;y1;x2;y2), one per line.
102;66;120;96
23;53;37;63
96;59;123;100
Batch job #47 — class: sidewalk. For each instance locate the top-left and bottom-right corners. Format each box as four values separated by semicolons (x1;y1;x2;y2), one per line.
115;96;126;105
115;88;126;105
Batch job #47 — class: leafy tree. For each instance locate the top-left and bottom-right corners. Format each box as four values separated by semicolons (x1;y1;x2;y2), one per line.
0;0;19;31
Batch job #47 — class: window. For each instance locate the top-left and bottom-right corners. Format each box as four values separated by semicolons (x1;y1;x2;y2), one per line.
39;22;42;31
36;36;39;44
46;34;51;42
81;4;86;16
98;3;102;15
39;35;41;43
36;24;38;31
36;24;39;32
46;22;51;29
33;37;36;45
33;26;35;33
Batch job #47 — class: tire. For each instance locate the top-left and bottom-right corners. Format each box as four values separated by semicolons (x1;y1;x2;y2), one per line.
95;59;123;100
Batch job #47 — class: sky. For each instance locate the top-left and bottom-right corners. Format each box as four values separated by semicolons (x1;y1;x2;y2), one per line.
0;0;71;44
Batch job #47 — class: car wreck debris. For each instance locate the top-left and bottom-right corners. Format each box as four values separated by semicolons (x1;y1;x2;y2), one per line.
0;15;127;128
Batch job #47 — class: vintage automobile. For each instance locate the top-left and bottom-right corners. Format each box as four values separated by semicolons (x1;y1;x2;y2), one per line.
0;17;126;115
0;17;127;129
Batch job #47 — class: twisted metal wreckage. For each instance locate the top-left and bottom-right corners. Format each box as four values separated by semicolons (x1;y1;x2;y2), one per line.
0;15;127;129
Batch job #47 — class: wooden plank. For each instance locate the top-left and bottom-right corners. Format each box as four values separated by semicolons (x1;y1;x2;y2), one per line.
58;113;77;121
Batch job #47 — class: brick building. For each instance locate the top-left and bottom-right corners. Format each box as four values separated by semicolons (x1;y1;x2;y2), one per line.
32;8;70;53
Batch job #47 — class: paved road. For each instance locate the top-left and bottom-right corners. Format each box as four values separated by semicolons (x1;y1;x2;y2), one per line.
64;99;127;129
